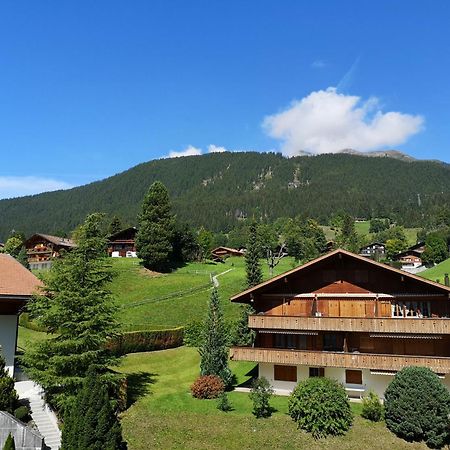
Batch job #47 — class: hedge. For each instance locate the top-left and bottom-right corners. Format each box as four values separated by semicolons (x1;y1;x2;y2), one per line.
106;328;184;356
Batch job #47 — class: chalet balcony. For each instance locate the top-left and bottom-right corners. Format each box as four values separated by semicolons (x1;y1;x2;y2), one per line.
229;346;450;374
248;315;450;335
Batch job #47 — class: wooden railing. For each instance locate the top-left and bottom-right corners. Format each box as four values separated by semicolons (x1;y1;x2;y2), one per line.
249;315;450;334
229;347;450;373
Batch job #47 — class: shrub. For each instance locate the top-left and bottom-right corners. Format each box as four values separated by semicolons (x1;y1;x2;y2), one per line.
191;375;225;399
384;366;450;449
288;377;352;439
217;392;233;412
14;405;30;422
0;356;18;414
184;321;204;347
249;377;273;418
2;433;15;450
361;391;383;422
106;328;184;356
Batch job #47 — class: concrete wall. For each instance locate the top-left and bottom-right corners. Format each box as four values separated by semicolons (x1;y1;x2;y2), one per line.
0;315;18;376
259;363;402;399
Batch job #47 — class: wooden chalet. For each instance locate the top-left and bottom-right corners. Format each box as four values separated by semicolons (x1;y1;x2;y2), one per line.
359;242;386;260
393;242;426;273
0;254;42;376
24;234;76;270
107;227;137;257
211;246;245;262
230;248;450;398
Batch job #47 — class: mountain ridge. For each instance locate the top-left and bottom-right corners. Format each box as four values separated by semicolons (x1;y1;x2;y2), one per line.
1;151;449;240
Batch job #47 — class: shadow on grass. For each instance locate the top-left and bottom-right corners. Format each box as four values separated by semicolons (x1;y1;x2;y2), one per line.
126;371;157;408
235;365;258;388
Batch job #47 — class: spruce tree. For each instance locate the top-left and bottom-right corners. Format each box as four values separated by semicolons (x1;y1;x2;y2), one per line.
2;433;15;450
233;305;255;346
135;181;176;272
245;223;263;288
61;367;124;450
108;216;123;236
23;213;120;409
16;246;29;269
0;355;18;413
199;288;232;387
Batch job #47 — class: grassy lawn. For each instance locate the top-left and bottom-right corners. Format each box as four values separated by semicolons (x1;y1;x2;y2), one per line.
117;347;427;450
111;256;298;330
421;258;450;284
17;326;48;353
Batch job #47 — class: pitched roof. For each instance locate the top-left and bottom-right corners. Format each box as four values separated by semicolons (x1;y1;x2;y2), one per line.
0;254;43;297
230;248;450;302
108;227;137;240
25;233;76;248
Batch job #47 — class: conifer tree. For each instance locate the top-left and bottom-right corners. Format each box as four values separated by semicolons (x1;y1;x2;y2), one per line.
61;367;124;450
23;213;120;409
245;223;263;288
2;433;15;450
233;305;255;346
16;246;29;269
135;181;176;272
0;355;18;413
108;216;123;236
199;288;232;387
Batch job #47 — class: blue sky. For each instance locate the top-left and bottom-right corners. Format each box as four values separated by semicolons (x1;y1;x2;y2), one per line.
1;1;450;198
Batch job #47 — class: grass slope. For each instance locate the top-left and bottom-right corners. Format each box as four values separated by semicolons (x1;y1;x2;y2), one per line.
111;256;298;330
118;347;427;450
421;258;450;284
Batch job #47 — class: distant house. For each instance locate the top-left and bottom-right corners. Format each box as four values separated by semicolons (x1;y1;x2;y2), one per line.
24;234;76;270
107;227;137;257
359;242;386;260
211;246;245;262
0;254;42;376
393;242;426;273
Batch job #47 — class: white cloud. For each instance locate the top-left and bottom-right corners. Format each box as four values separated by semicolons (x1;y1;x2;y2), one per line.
167;145;202;158
207;144;227;153
0;176;72;200
263;87;424;156
311;59;327;69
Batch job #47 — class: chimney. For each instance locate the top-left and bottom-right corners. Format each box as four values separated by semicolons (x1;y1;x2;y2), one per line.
445;273;450;287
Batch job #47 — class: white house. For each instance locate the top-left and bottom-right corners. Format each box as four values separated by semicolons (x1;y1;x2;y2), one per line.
0;254;42;376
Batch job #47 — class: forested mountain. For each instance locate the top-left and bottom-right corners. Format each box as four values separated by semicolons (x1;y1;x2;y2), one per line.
1;152;450;240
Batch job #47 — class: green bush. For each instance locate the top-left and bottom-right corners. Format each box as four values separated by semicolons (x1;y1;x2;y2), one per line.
106;328;184;355
18;312;48;332
384;366;450;449
184;321;204;347
13;405;30;422
2;433;15;450
217;392;233;412
249;377;273;418
191;375;225;399
0;356;18;414
288;377;353;439
361;391;383;422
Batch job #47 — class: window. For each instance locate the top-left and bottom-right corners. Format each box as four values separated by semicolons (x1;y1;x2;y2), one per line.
274;334;285;348
323;334;342;351
309;367;324;377
297;335;307;350
345;370;362;385
286;334;296;349
274;365;297;382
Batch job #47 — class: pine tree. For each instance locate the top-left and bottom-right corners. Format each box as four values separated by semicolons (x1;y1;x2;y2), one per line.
0;355;18;413
2;433;15;450
135;181;176;272
199;288;232;387
233;305;255;346
23;213;120;409
245;223;263;288
16;246;29;269
108;216;123;236
61;367;124;450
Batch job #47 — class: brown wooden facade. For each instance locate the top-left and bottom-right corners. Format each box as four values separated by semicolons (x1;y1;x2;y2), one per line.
107;227;137;257
230;249;450;385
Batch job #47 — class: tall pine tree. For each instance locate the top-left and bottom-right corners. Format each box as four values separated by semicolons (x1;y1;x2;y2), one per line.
199;288;232;387
245;223;263;288
23;213;120;409
61;367;124;450
135;181;176;272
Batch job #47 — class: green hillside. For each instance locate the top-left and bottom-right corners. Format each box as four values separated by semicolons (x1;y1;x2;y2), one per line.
1;152;450;240
421;258;450;284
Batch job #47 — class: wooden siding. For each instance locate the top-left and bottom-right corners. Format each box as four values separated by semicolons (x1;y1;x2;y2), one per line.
229;347;450;373
249;315;450;334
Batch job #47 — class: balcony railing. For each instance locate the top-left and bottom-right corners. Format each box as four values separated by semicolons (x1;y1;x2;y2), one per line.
229;347;450;373
249;315;450;334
